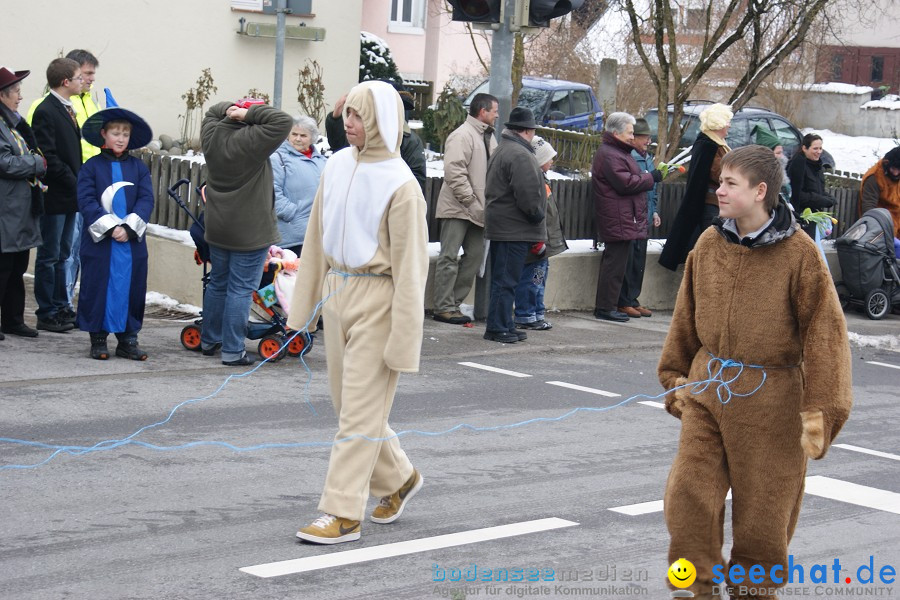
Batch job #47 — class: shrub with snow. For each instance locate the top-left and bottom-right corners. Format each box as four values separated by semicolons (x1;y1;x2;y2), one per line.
359;31;402;85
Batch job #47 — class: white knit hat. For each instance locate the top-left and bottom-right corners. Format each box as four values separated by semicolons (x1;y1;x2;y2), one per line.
699;103;734;131
531;135;557;167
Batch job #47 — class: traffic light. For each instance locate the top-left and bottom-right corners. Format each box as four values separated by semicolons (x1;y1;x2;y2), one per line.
447;0;501;23
514;0;585;27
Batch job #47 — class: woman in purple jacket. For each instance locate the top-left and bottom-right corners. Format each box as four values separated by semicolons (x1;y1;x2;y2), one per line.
591;112;661;322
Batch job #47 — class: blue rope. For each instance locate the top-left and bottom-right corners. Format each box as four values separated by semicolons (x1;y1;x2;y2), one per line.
0;267;775;471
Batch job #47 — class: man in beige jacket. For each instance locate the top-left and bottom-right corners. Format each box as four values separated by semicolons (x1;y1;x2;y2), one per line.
432;93;498;324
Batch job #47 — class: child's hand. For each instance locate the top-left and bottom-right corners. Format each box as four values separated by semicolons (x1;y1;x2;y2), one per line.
226;106;249;122
111;226;128;242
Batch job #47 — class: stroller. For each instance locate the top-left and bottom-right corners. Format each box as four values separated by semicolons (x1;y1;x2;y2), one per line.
835;207;900;320
166;179;314;360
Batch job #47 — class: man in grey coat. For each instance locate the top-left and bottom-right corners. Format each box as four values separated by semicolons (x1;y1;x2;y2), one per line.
432;93;498;324
483;107;546;343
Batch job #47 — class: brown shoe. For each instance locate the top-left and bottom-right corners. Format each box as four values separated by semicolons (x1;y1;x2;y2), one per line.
370;469;423;524
433;311;470;325
635;306;652;317
617;306;642;318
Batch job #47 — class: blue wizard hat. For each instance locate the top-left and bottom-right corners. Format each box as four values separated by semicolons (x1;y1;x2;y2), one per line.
82;107;153;150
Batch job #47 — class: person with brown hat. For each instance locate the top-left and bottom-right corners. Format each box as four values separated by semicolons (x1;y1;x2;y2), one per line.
483;106;546;343
0;67;47;340
860;146;900;237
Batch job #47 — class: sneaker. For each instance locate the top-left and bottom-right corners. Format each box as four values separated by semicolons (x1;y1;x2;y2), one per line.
296;514;361;544
370;469;423;524
201;342;222;356
36;317;75;333
222;352;256;366
483;330;518;343
512;330;527;341
516;320;552;330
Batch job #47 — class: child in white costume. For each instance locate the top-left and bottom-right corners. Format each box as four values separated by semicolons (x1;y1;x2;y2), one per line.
287;80;428;544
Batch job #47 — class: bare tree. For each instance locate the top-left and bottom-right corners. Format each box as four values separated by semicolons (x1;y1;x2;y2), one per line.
616;0;837;160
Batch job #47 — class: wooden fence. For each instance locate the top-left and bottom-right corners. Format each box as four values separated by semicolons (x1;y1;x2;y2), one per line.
147;154;862;243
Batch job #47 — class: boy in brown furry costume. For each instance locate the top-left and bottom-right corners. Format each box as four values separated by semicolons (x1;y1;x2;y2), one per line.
658;145;852;600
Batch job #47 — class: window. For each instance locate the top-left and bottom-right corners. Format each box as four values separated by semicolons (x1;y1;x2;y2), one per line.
770;118;800;151
831;54;844;80
684;8;706;31
390;0;425;31
871;56;884;82
570;90;591;116
548;90;570;115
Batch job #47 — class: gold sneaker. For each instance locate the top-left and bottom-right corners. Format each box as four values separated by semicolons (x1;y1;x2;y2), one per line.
296;514;361;544
370;469;423;524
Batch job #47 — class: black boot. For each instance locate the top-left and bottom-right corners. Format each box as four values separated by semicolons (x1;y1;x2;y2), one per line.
90;333;109;360
116;338;148;361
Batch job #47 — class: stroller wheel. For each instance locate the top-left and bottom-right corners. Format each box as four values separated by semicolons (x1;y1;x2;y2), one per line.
287;330;314;357
180;324;202;351
865;288;890;320
258;335;287;362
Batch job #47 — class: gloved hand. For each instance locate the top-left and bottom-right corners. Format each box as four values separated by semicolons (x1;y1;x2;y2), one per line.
665;377;690;419
650;169;663;183
530;241;546;257
800;409;826;459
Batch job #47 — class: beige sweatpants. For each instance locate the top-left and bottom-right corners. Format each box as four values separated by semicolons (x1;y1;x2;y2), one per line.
317;272;415;522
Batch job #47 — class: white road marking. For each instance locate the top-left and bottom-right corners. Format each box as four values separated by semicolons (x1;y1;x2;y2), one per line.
545;381;621;397
834;444;900;461
459;362;532;378
240;517;579;578
609;500;664;515
805;476;900;514
610;476;900;516
638;401;666;409
868;361;900;371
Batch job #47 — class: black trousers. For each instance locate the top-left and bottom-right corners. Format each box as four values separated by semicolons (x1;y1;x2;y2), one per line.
618;238;648;308
0;249;31;329
594;240;631;311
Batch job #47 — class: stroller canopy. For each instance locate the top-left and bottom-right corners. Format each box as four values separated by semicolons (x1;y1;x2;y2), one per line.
836;208;895;256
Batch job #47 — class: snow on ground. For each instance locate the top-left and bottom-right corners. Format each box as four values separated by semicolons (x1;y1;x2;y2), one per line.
847;332;900;352
145;291;201;315
805;129;898;175
147;223;194;247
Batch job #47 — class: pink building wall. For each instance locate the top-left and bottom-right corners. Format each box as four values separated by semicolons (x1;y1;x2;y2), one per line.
361;0;489;93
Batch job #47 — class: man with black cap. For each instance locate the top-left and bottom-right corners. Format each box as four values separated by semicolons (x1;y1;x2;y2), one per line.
860;147;900;237
483;106;546;343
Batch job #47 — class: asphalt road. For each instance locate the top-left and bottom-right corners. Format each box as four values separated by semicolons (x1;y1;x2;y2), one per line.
1;304;898;600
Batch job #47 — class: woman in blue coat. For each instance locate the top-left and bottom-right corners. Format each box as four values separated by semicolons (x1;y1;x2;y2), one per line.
76;107;154;360
270;115;326;256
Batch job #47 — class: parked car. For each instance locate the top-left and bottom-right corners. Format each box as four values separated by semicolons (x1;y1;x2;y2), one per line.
464;76;604;131
644;101;835;168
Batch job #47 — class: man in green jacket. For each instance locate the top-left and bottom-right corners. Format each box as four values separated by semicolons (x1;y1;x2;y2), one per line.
199;100;293;366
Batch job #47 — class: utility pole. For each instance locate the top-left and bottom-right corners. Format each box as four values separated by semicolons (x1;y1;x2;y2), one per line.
273;0;288;108
474;0;517;320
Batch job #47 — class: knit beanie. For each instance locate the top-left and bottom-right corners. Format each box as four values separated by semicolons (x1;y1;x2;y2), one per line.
699;103;733;131
531;135;557;167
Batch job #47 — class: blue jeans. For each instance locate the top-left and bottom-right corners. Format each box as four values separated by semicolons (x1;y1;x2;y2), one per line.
514;258;548;323
201;245;268;361
65;212;83;305
34;212;78;320
486;241;529;334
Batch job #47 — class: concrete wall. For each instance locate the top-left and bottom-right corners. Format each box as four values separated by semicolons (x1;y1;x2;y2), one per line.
792;89;900;138
143;234;845;313
5;0;362;138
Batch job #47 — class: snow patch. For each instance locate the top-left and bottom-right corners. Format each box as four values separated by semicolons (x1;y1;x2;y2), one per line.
145;291;201;315
848;332;900;353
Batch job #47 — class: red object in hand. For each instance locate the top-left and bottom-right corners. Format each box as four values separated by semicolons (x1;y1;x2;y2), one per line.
530;242;546;257
235;97;266;108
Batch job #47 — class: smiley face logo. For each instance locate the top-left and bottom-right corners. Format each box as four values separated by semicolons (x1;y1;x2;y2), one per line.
667;558;696;588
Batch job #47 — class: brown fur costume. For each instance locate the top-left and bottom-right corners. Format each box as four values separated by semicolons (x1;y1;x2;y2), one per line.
658;205;852;599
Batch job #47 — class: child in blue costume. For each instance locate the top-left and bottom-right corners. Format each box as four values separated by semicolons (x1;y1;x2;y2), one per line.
75;108;154;360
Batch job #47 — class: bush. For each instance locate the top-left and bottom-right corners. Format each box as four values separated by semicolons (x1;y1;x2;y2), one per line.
359;31;402;84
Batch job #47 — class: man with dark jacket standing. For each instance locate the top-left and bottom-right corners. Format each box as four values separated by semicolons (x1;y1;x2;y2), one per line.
591;112;661;323
200;100;292;365
432;92;498;325
483;107;546;343
31;58;84;333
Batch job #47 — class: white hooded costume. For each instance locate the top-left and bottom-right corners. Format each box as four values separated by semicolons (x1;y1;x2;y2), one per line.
287;81;428;521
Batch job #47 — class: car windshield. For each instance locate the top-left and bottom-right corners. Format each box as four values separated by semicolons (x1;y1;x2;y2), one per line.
516;88;551;116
